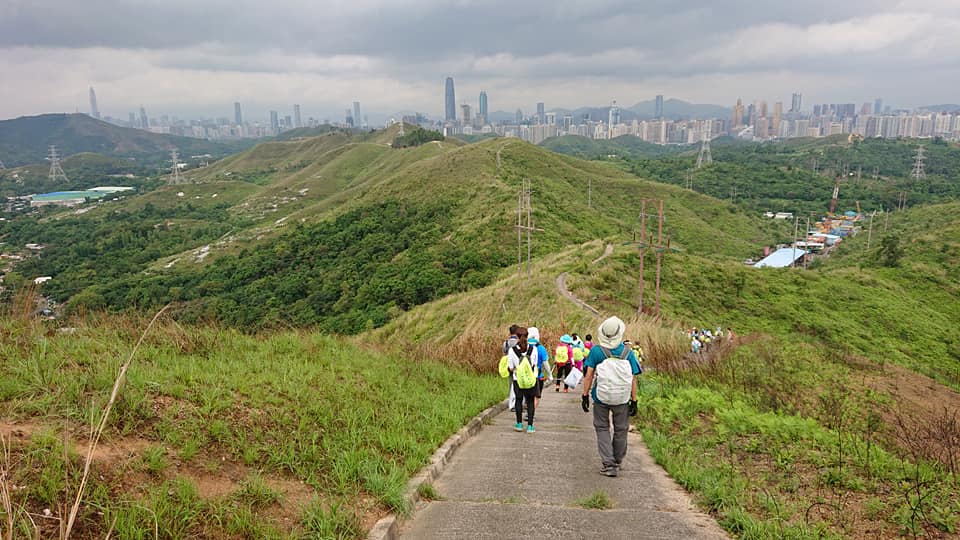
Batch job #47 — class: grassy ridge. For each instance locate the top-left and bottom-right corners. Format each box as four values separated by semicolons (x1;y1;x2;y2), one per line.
0;316;504;538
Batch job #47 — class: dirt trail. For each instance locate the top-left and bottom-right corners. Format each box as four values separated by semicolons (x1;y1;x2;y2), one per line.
556;243;613;316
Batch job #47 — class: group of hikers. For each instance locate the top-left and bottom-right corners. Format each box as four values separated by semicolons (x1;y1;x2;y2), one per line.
688;326;732;354
499;317;643;478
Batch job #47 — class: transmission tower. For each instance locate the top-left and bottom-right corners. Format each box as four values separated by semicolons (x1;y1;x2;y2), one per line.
47;145;69;183
911;145;926;180
695;125;712;168
169;150;184;184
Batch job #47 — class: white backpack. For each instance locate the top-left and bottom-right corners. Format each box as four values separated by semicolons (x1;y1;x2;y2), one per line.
594;347;634;405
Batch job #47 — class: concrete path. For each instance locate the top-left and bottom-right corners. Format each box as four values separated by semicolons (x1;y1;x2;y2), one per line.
398;388;727;540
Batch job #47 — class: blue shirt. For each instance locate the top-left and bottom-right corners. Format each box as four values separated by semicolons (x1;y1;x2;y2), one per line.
584;343;641;404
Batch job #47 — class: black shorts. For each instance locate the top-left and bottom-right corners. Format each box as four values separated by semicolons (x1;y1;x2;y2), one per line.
535;379;544;398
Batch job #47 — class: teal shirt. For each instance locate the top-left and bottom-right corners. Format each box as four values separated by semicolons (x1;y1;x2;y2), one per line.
584;344;641;404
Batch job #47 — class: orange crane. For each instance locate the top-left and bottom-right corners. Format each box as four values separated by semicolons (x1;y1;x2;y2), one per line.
829;175;842;215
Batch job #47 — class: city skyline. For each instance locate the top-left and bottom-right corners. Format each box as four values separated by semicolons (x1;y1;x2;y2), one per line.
2;1;960;121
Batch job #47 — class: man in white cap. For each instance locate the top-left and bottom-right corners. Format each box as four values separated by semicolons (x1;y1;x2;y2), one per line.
580;316;641;477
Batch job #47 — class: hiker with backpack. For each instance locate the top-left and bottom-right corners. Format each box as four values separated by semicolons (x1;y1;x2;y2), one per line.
581;316;641;478
503;325;520;411
507;326;540;434
527;327;551;407
554;334;575;392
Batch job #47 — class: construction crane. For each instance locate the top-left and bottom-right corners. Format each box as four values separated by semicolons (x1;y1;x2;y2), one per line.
828;175;842;215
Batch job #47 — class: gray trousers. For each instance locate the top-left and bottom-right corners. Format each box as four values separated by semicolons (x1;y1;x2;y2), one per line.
592;401;630;468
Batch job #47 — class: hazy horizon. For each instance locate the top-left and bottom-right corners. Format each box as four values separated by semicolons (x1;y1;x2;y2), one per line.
2;0;959;122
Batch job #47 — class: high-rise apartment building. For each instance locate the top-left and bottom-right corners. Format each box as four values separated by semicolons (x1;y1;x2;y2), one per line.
516;109;523;124
294;104;302;128
460;103;471;126
478;90;488;121
608;101;621;128
772;102;783;138
352;101;361;128
345;109;353;127
791;92;802;113
89;87;100;120
655;95;664;118
444;78;456;122
733;98;745;127
873;98;883;115
536;102;545;124
234;102;243;125
139;106;149;129
270;110;279;132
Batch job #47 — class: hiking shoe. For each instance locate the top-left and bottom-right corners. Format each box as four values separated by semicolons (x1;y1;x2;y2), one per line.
514;423;524;432
526;425;535;434
555;386;560;392
600;466;619;477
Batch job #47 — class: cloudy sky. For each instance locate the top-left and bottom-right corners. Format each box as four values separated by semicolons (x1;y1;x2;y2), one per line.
2;0;959;123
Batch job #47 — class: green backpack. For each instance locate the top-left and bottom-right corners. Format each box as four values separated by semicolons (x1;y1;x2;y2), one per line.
498;355;510;378
515;351;538;389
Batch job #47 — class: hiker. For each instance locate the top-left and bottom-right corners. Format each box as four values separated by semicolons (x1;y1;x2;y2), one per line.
625;340;645;371
527;327;551;407
584;334;594;351
507;326;539;433
581;316;641;477
503;325;519;411
691;336;702;354
554;334;575;392
572;333;586;374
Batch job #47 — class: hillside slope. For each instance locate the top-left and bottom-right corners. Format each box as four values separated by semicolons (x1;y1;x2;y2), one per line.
0;113;249;168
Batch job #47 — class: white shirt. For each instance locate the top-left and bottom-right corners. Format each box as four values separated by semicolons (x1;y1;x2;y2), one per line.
507;346;539;382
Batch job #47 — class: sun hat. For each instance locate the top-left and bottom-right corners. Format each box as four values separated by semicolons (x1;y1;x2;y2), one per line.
560;334;574;344
527;327;541;344
597;316;626;349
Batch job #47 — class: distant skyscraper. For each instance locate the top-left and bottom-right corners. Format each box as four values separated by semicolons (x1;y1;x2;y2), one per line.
345;109;353;127
88;87;100;120
234;102;243;125
444;78;456;122
608;101;621;127
516;109;523;124
874;98;883;115
655;95;664;118
791;92;802;113
461;103;471;125
294;104;302;128
733;98;744;127
284;115;292;130
128;112;136;127
536;102;545;124
270;110;279;132
353;101;361;128
478;90;488;123
139;105;148;129
773;102;783;137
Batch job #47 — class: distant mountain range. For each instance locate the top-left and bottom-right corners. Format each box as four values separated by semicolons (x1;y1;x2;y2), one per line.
0;113;250;168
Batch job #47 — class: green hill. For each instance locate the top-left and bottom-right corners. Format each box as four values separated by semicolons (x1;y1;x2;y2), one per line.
541;134;691;160
0;113;250;168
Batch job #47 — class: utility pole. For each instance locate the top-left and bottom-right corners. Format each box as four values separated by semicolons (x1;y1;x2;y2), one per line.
638;198;646;318
804;215;810;269
866;210;876;249
654;198;665;317
588;178;592;208
883;208;889;232
514;179;541;277
632;198;669;318
793;215;800;268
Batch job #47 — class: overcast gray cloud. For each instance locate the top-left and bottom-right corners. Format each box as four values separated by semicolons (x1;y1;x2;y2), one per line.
1;0;958;122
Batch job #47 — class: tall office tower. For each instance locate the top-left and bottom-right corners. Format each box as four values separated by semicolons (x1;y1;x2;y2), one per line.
294;104;302;128
139;106;149;129
655;95;664;118
563;115;573;132
791;92;802;113
732;98;744;127
861;103;872;116
536;102;545;124
873;98;883;115
284;115;292;130
352;101;361;128
608;101;621;127
270;110;279;132
478;91;488;123
444;77;456;122
748;102;757;129
234;102;243;125
772;102;783;138
128;112;136;127
515;109;523;124
89;87;100;119
460;103;471;125
345;109;353;127
759;101;768;119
